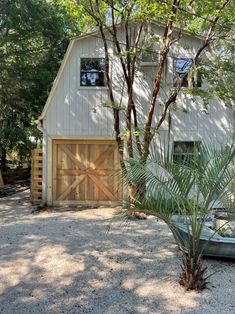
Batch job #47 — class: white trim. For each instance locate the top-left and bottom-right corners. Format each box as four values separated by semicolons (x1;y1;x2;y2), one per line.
78;86;108;91
48;136;116;140
140;62;158;67
38;40;75;121
42;134;47;202
47;137;53;205
70;20;204;42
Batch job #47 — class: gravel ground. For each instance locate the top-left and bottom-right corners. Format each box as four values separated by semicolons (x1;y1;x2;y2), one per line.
0;190;235;314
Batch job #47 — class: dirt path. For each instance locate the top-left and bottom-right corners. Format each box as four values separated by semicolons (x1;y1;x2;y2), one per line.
0;191;235;314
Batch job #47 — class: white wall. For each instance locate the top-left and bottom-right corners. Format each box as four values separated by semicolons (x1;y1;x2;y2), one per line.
42;23;234;145
44;37;114;137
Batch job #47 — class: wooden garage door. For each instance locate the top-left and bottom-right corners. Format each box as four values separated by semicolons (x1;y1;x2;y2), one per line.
52;140;122;205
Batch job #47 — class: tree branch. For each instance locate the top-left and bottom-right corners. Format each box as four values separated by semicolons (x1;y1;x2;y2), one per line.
142;0;181;161
154;0;232;135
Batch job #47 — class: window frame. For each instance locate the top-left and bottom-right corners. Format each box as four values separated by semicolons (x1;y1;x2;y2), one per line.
173;141;201;166
80;57;106;87
140;51;159;66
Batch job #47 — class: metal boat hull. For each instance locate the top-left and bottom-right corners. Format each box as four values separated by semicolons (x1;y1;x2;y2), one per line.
172;223;235;259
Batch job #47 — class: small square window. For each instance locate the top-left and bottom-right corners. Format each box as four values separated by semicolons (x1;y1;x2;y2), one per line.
141;51;159;63
173;58;192;87
140;51;160;68
173;141;201;165
80;58;106;86
173;58;201;88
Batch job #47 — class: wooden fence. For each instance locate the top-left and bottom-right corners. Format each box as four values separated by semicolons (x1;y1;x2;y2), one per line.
31;148;43;205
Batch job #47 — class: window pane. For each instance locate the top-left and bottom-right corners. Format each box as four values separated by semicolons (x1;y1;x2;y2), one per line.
174;141;195;154
80;58;105;86
174;59;192;77
173;58;201;88
173;58;192;88
81;58;105;71
173;141;200;165
81;71;104;86
141;51;159;63
173;154;193;166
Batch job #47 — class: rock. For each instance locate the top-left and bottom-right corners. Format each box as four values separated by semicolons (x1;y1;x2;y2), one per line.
131;211;147;219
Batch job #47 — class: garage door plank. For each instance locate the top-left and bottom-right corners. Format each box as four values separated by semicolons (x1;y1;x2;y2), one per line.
89;147;114;170
88;174;116;201
60;145;85;169
57;175;85;201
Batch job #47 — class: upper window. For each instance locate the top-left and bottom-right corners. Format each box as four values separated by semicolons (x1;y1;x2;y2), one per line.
80;58;106;87
141;51;159;63
173;58;201;88
173;141;201;165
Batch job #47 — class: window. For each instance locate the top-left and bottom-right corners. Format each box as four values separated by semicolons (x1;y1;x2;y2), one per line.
80;58;106;86
173;141;201;165
141;51;159;63
140;51;160;68
173;58;201;87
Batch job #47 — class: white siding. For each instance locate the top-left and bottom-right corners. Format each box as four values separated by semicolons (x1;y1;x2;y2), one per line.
171;96;234;146
43;38;114;137
42;24;234;145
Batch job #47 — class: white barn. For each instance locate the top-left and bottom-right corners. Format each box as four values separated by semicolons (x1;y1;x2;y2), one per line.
38;22;234;206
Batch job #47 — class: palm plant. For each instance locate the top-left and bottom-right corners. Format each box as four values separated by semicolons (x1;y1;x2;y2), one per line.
123;143;235;291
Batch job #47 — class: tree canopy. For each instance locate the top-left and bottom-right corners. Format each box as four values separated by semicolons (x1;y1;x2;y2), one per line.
0;0;80;167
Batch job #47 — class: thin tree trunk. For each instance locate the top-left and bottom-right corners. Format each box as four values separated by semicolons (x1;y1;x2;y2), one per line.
98;22;125;171
142;0;180;162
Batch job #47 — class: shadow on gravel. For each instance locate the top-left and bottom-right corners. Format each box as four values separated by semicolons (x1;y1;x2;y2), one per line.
0;192;220;314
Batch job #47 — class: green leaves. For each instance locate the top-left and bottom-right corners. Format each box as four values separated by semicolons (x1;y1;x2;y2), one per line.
0;0;80;162
123;142;235;229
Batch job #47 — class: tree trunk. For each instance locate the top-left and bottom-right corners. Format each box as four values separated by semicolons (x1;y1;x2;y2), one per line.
128;183;138;208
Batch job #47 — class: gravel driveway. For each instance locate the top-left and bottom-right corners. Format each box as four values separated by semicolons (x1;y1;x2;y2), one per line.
0;190;235;314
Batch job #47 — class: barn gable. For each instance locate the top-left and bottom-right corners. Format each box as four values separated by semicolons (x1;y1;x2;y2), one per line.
39;36;114;138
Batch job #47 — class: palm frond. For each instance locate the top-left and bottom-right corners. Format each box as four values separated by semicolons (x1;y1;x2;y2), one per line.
122;142;235;291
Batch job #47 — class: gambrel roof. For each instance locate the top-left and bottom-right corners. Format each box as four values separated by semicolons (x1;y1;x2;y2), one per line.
38;21;204;122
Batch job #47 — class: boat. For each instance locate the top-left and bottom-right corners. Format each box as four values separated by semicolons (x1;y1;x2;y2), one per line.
170;215;235;259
